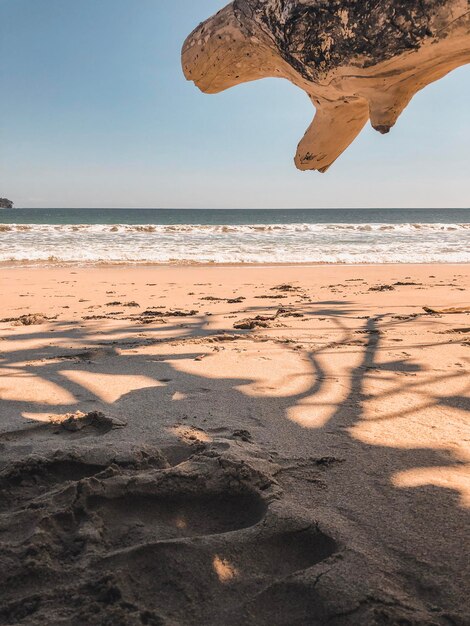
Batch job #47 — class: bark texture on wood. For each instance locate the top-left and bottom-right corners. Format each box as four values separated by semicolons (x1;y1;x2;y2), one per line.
182;0;470;171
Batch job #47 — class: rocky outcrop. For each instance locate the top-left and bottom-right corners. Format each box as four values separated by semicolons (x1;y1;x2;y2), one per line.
182;1;470;171
0;198;13;209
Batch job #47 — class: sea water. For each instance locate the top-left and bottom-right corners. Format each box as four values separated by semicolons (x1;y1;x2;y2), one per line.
0;208;469;266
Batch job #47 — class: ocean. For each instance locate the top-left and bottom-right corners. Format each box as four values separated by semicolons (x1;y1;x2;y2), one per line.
0;208;469;266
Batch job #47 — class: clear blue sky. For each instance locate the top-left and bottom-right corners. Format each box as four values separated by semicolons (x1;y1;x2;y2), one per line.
1;0;469;209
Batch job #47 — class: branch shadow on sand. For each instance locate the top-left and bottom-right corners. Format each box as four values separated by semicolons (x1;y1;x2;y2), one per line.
0;301;469;625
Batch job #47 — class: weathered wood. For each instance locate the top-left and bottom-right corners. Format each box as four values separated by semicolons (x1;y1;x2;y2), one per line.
182;1;470;171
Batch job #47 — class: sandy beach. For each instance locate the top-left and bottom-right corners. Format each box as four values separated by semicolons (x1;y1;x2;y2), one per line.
3;0;470;622
0;263;469;625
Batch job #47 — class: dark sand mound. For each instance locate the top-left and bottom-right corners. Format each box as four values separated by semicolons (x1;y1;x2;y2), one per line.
0;441;343;626
3;432;458;625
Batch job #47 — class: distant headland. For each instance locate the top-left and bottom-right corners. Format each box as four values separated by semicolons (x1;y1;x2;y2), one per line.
0;198;14;209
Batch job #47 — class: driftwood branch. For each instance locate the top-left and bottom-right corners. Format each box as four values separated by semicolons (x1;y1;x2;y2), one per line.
182;1;470;171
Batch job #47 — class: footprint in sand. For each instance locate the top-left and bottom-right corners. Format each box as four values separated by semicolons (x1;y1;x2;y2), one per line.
0;458;107;513
101;525;337;625
87;491;267;547
0;439;338;626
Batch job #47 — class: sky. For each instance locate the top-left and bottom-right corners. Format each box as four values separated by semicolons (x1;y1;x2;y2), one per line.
1;0;469;209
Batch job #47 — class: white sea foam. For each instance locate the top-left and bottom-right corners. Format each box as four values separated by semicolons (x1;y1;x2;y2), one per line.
0;222;469;265
1;222;470;234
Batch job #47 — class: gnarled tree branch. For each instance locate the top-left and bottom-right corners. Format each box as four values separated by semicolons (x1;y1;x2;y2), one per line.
182;0;470;171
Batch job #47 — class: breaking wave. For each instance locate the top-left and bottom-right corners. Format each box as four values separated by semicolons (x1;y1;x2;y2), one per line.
0;222;469;266
1;222;470;234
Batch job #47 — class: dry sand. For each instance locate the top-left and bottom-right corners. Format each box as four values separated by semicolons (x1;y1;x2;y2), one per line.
0;264;469;625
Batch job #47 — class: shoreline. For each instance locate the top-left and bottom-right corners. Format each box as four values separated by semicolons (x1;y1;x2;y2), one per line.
1;260;470;270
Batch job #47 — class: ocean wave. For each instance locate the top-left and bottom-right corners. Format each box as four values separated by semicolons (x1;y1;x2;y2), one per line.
1;222;469;235
1;221;469;266
1;247;468;266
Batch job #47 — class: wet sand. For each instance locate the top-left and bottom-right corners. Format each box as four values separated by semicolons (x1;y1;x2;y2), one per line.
0;264;469;625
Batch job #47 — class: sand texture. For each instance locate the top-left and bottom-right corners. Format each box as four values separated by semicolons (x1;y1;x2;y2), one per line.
182;0;470;172
0;264;469;625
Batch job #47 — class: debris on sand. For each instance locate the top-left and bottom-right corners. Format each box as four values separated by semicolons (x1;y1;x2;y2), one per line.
234;307;304;330
0;313;54;326
202;296;246;304
138;316;167;325
271;284;299;292
441;327;470;335
369;285;395;292
82;315;111;321
54;411;126;434
141;309;198;318
105;300;140;308
393;281;421;286
423;306;470;315
136;308;198;324
234;316;274;330
391;314;419;321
